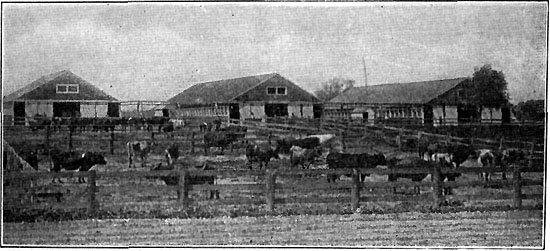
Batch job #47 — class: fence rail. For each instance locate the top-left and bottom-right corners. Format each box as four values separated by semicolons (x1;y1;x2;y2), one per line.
4;163;544;218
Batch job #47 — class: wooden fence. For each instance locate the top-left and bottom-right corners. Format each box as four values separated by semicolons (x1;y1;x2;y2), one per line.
4;163;544;218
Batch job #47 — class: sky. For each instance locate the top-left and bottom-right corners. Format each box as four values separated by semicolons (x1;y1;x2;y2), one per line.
2;2;547;104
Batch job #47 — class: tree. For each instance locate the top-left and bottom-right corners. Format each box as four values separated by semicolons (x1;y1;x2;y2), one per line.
513;100;545;122
468;64;510;107
314;77;355;102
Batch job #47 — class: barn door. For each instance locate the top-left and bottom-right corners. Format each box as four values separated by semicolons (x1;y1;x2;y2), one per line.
53;102;81;117
13;102;25;125
229;104;240;120
107;102;120;117
313;104;323;119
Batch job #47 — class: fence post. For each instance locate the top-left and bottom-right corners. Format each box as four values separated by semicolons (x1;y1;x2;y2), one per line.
528;142;535;169
110;129;115;154
266;170;276;211
178;169;188;203
351;169;361;211
45;125;51;154
268;131;273;146
513;165;522;209
68;128;73;150
397;128;403;150
190;132;195;154
342;131;346;151
88;170;98;217
151;131;155;142
432;164;444;207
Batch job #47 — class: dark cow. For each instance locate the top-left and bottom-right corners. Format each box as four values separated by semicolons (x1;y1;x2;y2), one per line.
165;143;179;166
326;152;386;183
152;162;219;199
246;143;279;169
203;131;241;155
50;151;107;183
276;137;320;154
447;144;476;168
28;115;52;131
387;157;434;194
290;145;321;169
127;140;155;168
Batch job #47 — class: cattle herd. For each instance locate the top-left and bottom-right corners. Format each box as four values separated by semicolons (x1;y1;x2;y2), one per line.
6;116;532;200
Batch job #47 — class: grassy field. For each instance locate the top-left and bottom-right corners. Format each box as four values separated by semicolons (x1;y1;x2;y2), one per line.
3;210;543;246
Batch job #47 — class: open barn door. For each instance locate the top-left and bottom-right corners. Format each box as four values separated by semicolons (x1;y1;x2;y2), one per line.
229;104;240;120
265;103;288;117
53;102;80;117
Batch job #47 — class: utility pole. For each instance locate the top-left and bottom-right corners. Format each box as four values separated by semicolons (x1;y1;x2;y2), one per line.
362;56;368;87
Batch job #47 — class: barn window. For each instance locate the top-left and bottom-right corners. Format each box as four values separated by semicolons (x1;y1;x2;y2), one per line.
267;87;276;95
56;84;79;94
267;87;287;95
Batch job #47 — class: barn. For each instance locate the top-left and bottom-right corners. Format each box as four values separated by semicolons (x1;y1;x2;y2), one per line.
167;73;321;120
3;70;120;125
327;78;511;126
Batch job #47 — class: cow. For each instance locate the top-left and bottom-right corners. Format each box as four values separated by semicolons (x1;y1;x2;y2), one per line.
276;137;321;154
152;162;219;199
326;152;386;183
50;151;107;183
290;145;322;169
203;131;241;155
28;115;52;131
387;157;432;194
430;152;462;195
476;149;496;182
246;143;279;169
165;144;179;167
447;144;476;168
127;140;155;168
170;119;186;130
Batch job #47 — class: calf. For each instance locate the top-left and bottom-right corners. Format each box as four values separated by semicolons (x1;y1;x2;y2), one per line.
326;152;386;183
127;140;155;168
152;162;219;199
246;143;279;169
290;145;321;169
50;151;107;183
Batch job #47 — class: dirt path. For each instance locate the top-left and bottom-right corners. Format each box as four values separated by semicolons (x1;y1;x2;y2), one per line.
3;210;542;247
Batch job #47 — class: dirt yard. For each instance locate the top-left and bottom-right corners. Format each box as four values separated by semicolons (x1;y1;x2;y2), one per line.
3;210;543;247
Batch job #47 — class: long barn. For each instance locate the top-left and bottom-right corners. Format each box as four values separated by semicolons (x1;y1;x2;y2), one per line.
3;70;120;125
167;73;321;121
327;78;511;126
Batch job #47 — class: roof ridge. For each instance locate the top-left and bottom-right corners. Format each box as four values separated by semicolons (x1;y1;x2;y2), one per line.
355;77;469;89
227;73;278;102
4;70;71;101
189;72;277;87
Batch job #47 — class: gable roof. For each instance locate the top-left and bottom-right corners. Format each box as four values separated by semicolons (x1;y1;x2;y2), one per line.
168;73;280;104
330;78;468;104
3;70;117;102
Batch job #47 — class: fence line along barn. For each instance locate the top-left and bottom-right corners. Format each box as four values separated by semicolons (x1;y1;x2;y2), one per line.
326;78;512;126
2;70;120;125
166;73;321;120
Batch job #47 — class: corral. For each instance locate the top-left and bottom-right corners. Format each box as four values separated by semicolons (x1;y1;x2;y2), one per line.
2;117;545;246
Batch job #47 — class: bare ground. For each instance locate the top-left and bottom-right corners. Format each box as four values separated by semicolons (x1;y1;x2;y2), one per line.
3;210;543;247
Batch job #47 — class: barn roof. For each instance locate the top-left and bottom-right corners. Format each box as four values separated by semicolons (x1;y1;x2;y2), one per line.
330;78;468;104
3;70;117;102
167;73;280;104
